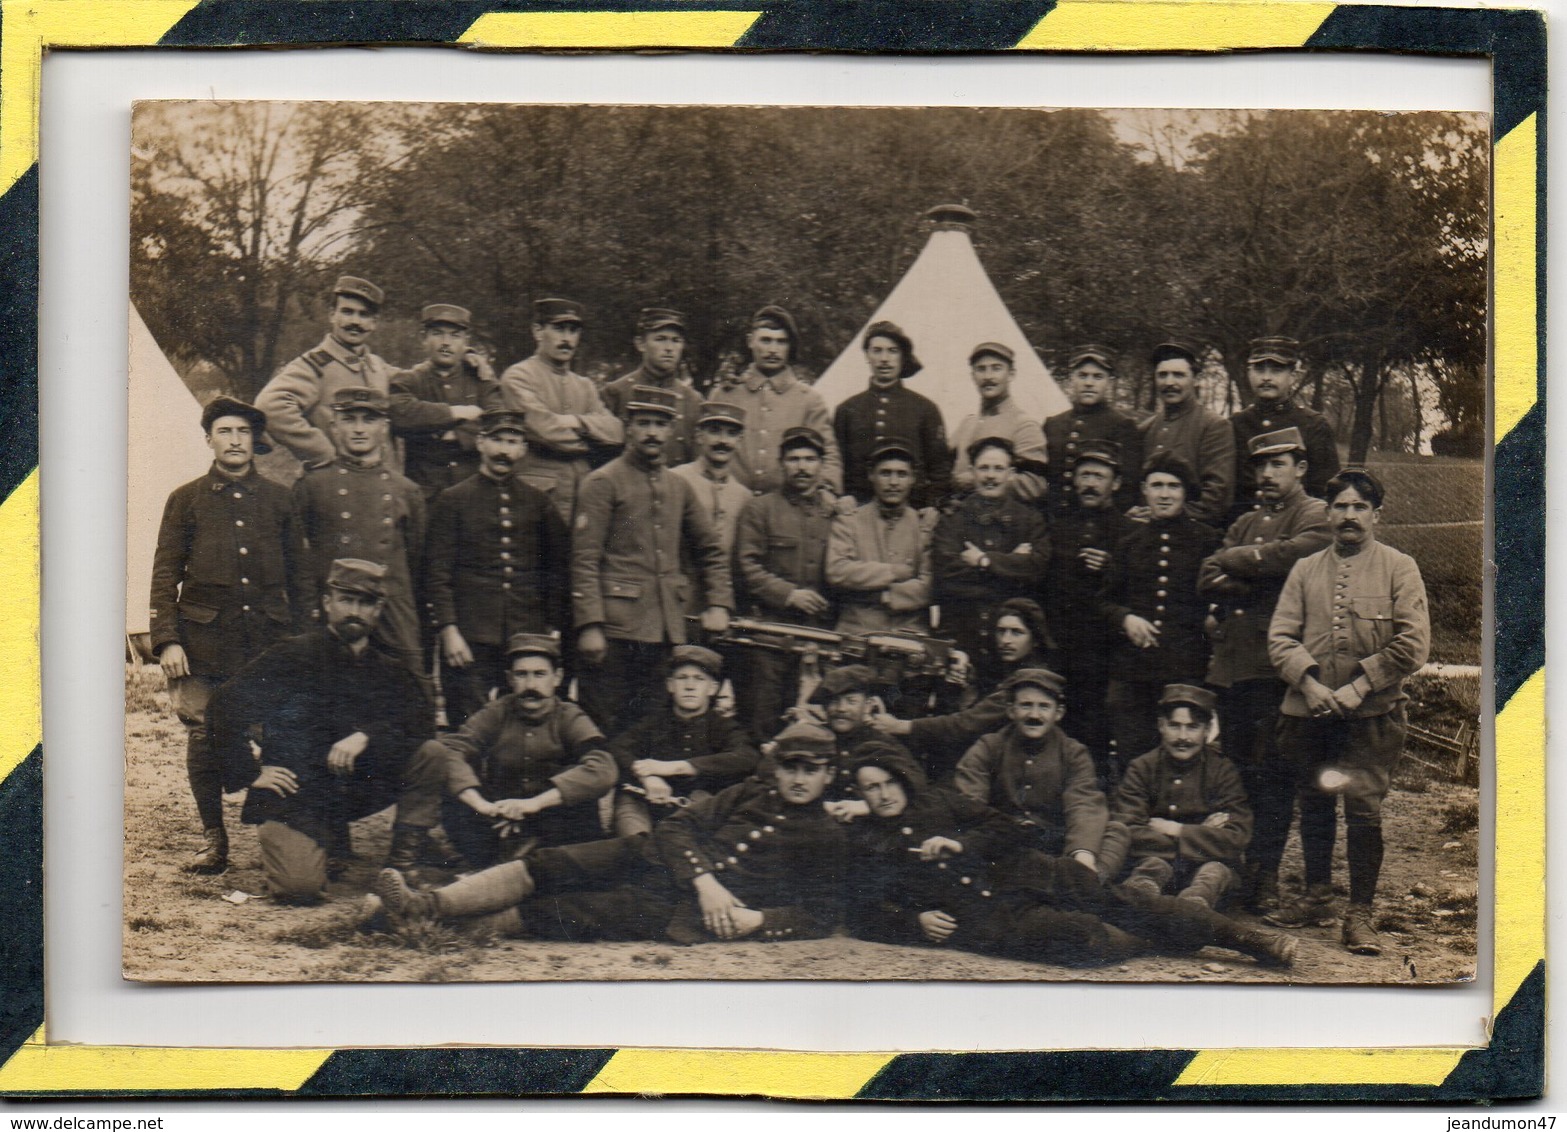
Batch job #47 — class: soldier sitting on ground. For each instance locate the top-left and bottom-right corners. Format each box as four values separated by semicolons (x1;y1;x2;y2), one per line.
1112;685;1252;909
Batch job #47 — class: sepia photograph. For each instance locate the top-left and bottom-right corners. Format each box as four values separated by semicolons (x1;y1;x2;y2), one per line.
124;100;1486;987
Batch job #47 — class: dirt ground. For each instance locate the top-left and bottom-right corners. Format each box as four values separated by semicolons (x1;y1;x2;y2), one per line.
123;666;1479;986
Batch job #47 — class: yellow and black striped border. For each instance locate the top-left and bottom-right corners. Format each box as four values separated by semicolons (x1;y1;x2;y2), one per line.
0;0;1543;1102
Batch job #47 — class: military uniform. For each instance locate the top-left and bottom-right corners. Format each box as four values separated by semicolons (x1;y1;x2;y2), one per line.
1044;401;1145;512
949;396;1048;501
602;367;703;468
1199;473;1331;890
388;359;503;498
1098;514;1221;768
953;723;1111;862
826;501;935;636
499;355;623;522
425;468;570;725
571;436;734;733
292;455;428;682
150;457;300;851
607;703;759;836
833;383;950;507
932;494;1049;686
1142;399;1235;526
208;619;443;902
1229;399;1340;514
671;460;752;561
725;365;843;496
257;332;396;470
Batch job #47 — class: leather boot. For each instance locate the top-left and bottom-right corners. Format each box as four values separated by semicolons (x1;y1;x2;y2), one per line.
1265;882;1337;928
385;824;428;873
1177;861;1232;909
374;868;436;927
184;827;228;875
1341;904;1382;956
1214;920;1298;967
432;860;535;918
1245;868;1281;915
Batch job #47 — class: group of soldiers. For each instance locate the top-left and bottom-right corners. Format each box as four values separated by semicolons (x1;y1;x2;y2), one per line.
148;273;1431;969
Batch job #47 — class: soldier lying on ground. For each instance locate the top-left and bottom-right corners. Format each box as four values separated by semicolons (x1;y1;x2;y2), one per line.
373;725;847;945
842;744;1296;968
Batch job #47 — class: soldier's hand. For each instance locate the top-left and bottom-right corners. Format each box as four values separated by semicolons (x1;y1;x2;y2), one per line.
1123;614;1161;649
824;799;869;824
640;776;675;805
493;798;532;821
1124;505;1153;523
1331;682;1366;713
700;606;731;634
785;588;830;617
694;874;747;938
1078;547;1110;572
252;765;298;797
1302;677;1344;719
960;541;987;567
158;643;190;680
868;711;913;737
633;759;689;779
1203;613;1221;642
464;350;495;381
1202;812;1230;828
919;836;963;861
1149;818;1184;838
440;625;474;668
728;906;764;937
889;563;915;583
919;910;958;943
449;404;484;422
1012;542;1033;555
328;731;370;777
577;626;608;665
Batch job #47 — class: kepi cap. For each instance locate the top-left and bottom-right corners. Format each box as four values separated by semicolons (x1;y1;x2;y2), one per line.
333;276;384;309
809;664;879;704
421;303;471;329
533;297;585;325
1247;426;1307;460
624;384;680;419
1074;438;1122;471
478;409;528;436
1000;666;1066;699
201;395;271;455
505;633;562;662
862;320;922;380
1066;343;1118;372
1248;336;1300;366
668;644;723;679
1152;336;1202;366
697;401;746;428
969;341;1015;366
326;558;387;599
771;721;837;764
636;307;686;334
749;304;799;343
329;386;390;416
1159;683;1218;714
869;436;919;468
779;426;827;456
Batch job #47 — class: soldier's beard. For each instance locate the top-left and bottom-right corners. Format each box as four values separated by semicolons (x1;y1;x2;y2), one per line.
333;617;371;643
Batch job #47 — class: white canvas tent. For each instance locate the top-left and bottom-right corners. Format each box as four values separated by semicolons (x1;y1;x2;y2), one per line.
127;302;215;637
814;207;1070;430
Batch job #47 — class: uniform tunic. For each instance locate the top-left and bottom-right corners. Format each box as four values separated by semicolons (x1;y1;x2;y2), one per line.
833;383;951;507
1230;398;1341;506
1099;515;1220;684
425;470;570;645
1044;505;1139;660
670;461;753;561
932;494;1049;680
499;355;624;521
724;365;843;496
1113;746;1252;868
256;333;395;469
826;502;935;635
1269;541;1430;719
1198;487;1332;687
607;706;759;799
950;396;1048;501
436;695;617;847
388;359;503;497
1043;401;1145;512
571;451;734;644
735;489;836;625
149;465;299;678
954;724;1109;859
602;367;703;469
1141;399;1236;525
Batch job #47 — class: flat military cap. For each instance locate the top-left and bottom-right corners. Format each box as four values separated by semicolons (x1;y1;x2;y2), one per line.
1247;426;1307;459
869;436;919;468
200;395;272;455
697;401;746;428
668;644;723;679
809;663;880;704
969;341;1015;366
333;275;383;309
1066;343;1118;372
1000;666;1066;699
478;408;528;436
779;426;827;455
329;386;390;416
533;297;585;325
625;384;680;419
505;633;562;661
637;307;686;334
750;304;799;342
326;558;388;599
1248;336;1300;366
421;303;471;329
1152;336;1202;365
848;740;929;794
1074;438;1122;470
863;319;922;380
771;721;837;764
1139;450;1198;494
1159;683;1218;714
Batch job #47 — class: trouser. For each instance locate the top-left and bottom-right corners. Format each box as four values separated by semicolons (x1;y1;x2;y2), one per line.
611;787;711;838
1277;708;1407;906
575;638;671;735
258;742;447;902
1218;679;1297;876
440;641;507;729
439;792;607;868
1013;820;1130;884
1126;856;1237;909
371;584;435;703
169;673;226;831
1057;647;1112;785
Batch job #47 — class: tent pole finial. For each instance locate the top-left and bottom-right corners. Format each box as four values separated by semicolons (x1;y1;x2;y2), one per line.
925;203;977;232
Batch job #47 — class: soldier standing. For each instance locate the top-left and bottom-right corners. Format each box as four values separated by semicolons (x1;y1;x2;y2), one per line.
827;438;935;637
1229;336;1341;520
669;401;753;560
150;396;300;874
949;342;1048;502
424;409;570;726
1141;338;1235;526
1044;344;1145;513
1198;427;1332;913
601;307;704;468
292;387;428;687
572;385;734;734
388;303;503;500
256;275;394;469
500;297;624;523
832;320;950;507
